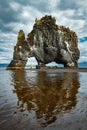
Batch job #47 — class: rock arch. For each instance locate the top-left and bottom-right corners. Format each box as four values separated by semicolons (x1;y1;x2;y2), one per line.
7;15;80;69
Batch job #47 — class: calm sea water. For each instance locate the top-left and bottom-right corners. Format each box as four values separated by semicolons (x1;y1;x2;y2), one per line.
0;69;87;130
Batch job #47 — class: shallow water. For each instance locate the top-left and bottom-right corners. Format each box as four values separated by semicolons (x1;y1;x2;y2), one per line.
0;69;87;130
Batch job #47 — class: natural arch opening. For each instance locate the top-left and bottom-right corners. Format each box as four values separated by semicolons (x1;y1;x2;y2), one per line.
26;57;38;68
26;59;64;69
46;62;64;68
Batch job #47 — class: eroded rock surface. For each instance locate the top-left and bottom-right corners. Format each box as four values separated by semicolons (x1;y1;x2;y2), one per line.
7;15;80;69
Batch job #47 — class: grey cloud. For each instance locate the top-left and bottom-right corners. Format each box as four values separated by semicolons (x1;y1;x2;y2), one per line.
57;0;87;21
14;0;49;12
58;0;79;10
0;9;17;24
0;19;18;34
0;0;20;33
0;0;19;23
0;0;49;33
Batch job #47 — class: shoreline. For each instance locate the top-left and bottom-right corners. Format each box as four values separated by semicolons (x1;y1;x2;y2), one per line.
6;67;87;72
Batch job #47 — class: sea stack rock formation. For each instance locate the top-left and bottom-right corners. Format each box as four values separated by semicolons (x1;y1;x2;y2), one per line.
7;15;80;69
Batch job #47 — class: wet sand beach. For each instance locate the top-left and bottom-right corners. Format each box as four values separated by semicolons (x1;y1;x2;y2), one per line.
0;68;87;130
27;67;87;72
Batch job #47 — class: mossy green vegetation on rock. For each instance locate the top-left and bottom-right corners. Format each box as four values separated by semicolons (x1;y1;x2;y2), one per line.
17;30;25;45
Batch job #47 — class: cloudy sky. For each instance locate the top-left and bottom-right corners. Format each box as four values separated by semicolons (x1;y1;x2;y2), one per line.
0;0;87;65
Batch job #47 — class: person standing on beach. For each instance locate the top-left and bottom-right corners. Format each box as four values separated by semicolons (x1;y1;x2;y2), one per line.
30;63;32;69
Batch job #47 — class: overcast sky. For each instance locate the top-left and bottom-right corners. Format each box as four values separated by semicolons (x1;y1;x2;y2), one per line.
0;0;87;64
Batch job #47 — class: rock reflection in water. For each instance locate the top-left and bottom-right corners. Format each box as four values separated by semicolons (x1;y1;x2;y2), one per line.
12;70;80;126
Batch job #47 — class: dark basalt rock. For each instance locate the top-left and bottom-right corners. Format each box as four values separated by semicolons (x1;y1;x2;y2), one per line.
7;15;80;69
